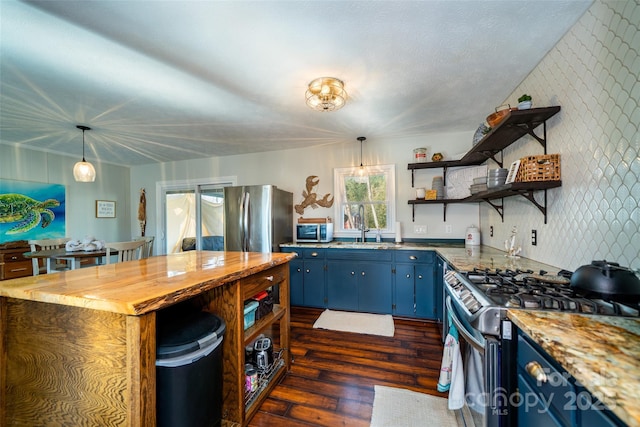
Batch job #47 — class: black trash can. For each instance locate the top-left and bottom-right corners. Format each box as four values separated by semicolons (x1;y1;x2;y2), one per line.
156;309;226;427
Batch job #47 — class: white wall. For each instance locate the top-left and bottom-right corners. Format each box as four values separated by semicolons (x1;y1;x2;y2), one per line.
130;132;478;253
0;144;132;242
480;0;640;271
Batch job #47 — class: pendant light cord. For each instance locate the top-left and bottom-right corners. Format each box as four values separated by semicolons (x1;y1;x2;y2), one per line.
76;125;91;162
357;136;366;167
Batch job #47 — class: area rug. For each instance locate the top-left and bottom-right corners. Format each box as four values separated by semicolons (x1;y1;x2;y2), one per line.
370;385;460;427
312;309;395;337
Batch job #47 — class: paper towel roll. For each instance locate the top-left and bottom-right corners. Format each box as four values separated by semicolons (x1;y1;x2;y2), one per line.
395;221;402;243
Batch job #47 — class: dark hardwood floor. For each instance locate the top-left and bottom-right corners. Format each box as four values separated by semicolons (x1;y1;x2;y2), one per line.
248;307;447;427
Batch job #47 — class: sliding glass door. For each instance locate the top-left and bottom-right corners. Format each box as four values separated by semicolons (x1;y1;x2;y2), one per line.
158;177;235;254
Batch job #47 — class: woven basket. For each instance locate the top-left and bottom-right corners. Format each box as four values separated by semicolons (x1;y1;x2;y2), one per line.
516;154;561;182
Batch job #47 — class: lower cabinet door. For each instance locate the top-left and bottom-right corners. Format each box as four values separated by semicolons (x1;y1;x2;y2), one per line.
303;259;326;308
289;259;304;306
394;263;415;317
415;264;436;319
517;373;564;427
357;262;392;314
327;261;358;311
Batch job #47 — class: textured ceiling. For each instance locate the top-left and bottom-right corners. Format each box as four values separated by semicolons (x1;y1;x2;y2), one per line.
0;0;592;166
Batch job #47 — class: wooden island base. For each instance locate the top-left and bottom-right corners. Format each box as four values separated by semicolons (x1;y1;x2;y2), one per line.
0;251;293;426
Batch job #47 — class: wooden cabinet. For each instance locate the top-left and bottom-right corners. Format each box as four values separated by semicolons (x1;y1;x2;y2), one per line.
282;247;326;308
239;265;290;422
0;252;292;427
407;106;562;223
516;328;624;427
0;241;32;280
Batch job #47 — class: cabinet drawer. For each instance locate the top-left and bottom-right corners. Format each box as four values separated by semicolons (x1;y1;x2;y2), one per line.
301;248;326;259
242;264;288;299
282;247;325;260
0;250;30;263
518;334;575;426
1;260;33;280
394;250;434;264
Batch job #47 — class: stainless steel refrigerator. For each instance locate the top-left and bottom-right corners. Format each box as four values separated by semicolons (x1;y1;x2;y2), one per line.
224;185;293;253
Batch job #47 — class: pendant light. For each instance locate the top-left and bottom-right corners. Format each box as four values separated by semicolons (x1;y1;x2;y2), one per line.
73;125;96;182
357;136;366;176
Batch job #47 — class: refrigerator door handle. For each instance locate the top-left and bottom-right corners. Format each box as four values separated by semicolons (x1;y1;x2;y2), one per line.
241;191;250;252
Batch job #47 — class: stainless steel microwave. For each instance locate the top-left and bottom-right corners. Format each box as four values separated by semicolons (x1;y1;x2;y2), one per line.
296;223;334;243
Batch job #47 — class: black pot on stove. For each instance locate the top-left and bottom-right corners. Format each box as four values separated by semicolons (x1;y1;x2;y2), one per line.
570;260;640;299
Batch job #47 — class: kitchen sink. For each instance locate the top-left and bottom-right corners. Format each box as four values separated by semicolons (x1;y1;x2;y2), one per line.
329;242;403;249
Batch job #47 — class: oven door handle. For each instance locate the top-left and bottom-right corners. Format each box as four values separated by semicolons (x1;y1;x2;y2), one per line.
446;296;485;354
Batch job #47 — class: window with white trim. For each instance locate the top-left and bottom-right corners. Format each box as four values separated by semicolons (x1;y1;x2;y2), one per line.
333;164;396;235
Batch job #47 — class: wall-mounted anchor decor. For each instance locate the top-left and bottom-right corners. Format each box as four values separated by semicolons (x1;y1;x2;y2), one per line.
294;176;334;215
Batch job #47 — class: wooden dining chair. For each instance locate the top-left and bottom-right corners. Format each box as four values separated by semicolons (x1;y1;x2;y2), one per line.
105;240;146;264
132;236;154;259
28;238;71;275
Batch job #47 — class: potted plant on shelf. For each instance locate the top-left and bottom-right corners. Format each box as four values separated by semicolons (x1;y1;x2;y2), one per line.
517;94;532;110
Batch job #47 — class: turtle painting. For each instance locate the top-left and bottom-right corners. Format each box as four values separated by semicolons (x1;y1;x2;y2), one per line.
0;193;60;235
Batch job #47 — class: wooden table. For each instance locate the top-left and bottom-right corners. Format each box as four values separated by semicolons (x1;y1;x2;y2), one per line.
0;250;294;426
23;248;111;272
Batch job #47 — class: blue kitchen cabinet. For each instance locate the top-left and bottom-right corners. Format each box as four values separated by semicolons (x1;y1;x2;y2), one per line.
327;259;359;311
394;263;416;316
288;257;304;306
516;328;625;427
281;247;326;308
435;255;445;322
302;256;327;307
393;251;436;319
326;249;393;314
358;261;393;314
414;263;436;318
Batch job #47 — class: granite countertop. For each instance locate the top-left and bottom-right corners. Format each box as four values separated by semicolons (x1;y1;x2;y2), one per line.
508;309;640;427
0;251;294;315
281;241;563;274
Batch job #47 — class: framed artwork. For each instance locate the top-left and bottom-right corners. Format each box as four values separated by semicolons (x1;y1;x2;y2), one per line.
96;200;116;218
505;160;521;184
0;179;66;244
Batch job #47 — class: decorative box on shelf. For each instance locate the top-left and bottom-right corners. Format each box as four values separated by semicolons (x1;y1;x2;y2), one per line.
516;154;561;182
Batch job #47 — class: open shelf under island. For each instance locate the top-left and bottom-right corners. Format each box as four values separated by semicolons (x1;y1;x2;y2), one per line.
0;250;295;427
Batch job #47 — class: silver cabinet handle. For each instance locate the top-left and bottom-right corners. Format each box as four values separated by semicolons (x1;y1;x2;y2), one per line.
311;252;318;257
406;274;411;278
418;275;423;279
525;361;547;383
351;271;355;275
296;268;302;272
266;275;274;281
409;255;417;260
361;271;365;276
306;269;311;273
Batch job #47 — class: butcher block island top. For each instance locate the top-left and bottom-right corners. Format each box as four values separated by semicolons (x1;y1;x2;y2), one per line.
0;251;295;427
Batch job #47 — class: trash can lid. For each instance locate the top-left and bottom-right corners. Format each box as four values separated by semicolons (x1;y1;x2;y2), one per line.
156;310;226;359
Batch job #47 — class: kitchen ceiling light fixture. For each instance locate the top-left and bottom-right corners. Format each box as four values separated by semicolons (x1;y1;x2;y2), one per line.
73;125;96;182
305;77;347;112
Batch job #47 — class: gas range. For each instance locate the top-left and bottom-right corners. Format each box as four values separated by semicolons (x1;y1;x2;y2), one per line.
444;267;640;337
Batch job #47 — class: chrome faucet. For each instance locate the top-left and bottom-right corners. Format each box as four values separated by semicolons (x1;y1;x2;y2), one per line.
358;204;369;242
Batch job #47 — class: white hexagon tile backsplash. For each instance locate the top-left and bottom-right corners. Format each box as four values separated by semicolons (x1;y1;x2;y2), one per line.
479;0;639;272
